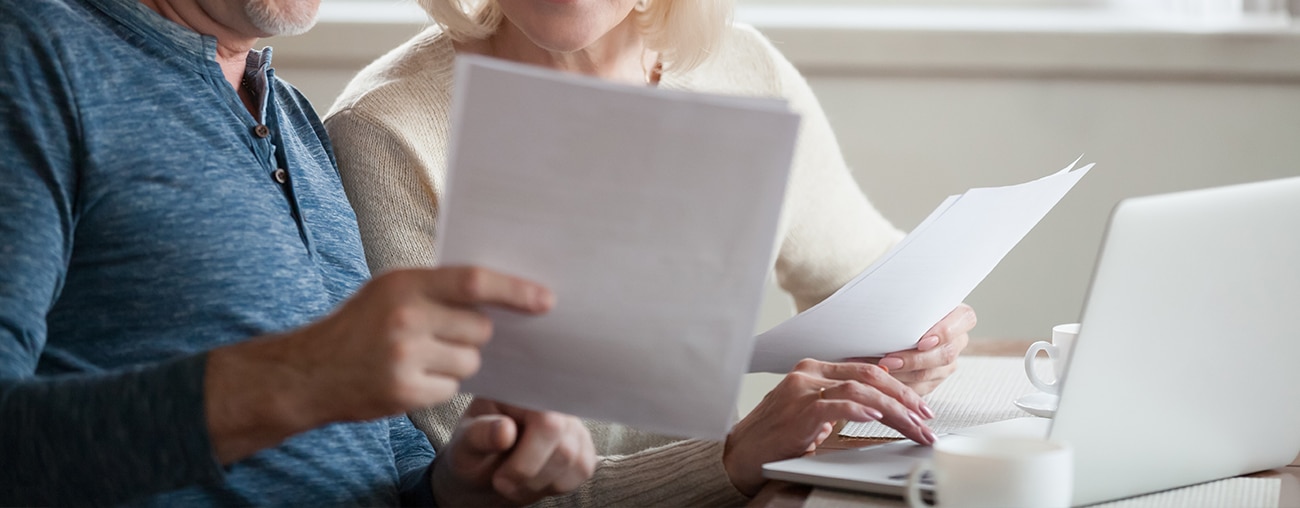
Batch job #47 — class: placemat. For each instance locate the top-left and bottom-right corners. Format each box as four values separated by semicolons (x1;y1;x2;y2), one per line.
840;356;1043;438
802;477;1282;508
1091;477;1281;508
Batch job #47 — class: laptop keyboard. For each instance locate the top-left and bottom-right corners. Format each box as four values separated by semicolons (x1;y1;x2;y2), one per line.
888;471;934;485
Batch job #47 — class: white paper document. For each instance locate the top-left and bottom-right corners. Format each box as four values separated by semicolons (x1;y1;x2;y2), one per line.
749;160;1094;373
437;56;800;439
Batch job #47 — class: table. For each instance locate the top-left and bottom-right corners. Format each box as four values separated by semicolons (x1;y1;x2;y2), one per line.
749;340;1300;507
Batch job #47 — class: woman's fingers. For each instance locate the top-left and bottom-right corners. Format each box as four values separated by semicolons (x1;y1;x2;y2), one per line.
890;361;957;385
881;304;976;372
800;360;933;419
817;380;936;445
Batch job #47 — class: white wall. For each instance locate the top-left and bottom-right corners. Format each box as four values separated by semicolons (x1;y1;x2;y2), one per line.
268;6;1300;347
809;75;1300;335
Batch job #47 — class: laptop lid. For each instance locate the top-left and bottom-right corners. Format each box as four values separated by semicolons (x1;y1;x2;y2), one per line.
1051;175;1300;505
761;176;1300;505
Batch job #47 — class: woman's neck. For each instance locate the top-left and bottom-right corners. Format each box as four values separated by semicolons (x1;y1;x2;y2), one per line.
467;16;658;85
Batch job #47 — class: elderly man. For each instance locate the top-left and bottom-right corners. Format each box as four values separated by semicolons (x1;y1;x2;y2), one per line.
0;0;595;505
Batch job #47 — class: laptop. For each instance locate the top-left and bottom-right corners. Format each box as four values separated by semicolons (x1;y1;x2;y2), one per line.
762;176;1300;506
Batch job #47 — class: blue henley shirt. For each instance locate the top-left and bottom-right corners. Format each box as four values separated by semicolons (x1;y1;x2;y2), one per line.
0;0;437;505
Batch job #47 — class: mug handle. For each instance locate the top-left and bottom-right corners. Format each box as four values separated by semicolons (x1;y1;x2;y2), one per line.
905;459;937;508
1024;341;1060;395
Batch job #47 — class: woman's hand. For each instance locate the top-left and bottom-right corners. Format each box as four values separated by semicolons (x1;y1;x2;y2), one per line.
869;303;977;395
722;359;937;496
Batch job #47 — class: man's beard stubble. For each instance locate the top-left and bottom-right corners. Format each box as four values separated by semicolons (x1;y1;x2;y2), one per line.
245;0;318;36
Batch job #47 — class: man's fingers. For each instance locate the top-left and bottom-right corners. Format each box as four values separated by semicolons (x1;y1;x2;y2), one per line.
514;437;575;498
420;266;554;314
462;396;496;418
428;306;495;346
443;414;518;491
495;413;564;485
421;342;482;381
491;411;589;503
402;373;462;409
486;400;543;421
483;408;594;503
459;415;517;455
552;430;596;493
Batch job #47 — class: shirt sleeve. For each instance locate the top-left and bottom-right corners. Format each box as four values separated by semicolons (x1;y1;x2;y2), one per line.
390;415;437;507
0;11;225;505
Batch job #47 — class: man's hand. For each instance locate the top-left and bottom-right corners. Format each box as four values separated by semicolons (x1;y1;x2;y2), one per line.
432;398;596;506
205;266;553;464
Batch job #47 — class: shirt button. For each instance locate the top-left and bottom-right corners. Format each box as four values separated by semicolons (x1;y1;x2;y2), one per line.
253;124;271;138
272;168;289;185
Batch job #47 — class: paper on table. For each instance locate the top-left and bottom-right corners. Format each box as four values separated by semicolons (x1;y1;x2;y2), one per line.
749;159;1093;373
437;56;800;440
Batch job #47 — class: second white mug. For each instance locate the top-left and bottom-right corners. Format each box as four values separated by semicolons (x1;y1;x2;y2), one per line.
905;435;1073;508
1024;323;1080;395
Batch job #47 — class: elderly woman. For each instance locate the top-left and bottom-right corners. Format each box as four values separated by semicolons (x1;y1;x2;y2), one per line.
324;0;977;504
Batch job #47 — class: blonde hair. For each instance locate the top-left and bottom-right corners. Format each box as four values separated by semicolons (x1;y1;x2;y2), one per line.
415;0;733;72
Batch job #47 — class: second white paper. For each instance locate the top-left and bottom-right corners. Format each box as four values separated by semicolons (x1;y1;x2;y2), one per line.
750;161;1093;373
437;56;800;440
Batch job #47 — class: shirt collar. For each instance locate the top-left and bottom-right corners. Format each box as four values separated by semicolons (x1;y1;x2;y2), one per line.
83;0;223;72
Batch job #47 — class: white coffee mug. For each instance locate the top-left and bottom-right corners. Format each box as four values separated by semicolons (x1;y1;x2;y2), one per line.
1024;323;1080;395
905;436;1073;508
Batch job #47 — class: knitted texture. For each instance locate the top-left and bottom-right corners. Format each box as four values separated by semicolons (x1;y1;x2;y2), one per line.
324;23;904;507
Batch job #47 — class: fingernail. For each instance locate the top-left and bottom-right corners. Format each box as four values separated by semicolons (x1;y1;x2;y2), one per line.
918;335;941;351
920;402;935;420
880;357;904;371
909;411;925;428
865;407;884;420
535;288;555;310
923;428;938;445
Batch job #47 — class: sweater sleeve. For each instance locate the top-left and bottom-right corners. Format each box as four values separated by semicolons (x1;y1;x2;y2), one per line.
324;108;443;274
536;439;749;507
411;396;750;508
749;28;907;312
0;15;224;504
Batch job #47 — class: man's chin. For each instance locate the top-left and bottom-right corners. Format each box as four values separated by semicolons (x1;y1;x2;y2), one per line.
245;0;320;38
263;18;318;37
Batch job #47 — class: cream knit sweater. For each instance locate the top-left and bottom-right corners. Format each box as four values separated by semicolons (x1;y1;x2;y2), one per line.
324;23;904;507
